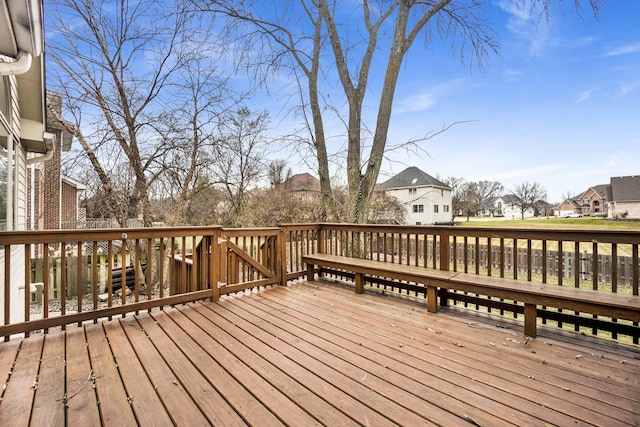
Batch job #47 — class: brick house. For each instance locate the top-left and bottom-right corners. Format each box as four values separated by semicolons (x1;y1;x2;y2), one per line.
27;92;85;231
555;184;609;217
608;176;640;219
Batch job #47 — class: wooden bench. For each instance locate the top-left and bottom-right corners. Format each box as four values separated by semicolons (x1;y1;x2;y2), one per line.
302;253;640;338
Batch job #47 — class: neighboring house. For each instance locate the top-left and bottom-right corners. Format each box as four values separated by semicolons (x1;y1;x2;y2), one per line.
485;194;536;219
556;198;582;217
579;185;609;215
28;92;86;231
556;185;609;217
1;0;51;323
608;175;640;220
283;172;320;193
378;167;452;225
533;199;555;217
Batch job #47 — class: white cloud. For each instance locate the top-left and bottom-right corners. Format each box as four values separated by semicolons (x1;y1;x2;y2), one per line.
498;0;550;56
393;78;471;114
394;92;437;114
619;80;640;96
576;90;591;103
605;42;640;57
503;68;524;81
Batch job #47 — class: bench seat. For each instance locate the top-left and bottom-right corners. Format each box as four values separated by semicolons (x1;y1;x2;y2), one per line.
302;253;640;338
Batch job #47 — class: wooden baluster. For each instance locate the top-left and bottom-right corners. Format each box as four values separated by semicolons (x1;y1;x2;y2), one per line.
77;242;83;326
24;244;30;337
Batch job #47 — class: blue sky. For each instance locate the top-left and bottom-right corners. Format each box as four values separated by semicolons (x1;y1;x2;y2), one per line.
262;1;640;204
382;1;640;203
46;1;638;205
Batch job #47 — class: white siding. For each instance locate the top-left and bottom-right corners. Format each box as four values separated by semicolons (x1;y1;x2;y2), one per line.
0;74;28;326
387;186;452;225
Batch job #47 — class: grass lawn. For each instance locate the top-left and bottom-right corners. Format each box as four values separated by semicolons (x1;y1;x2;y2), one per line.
454;216;640;231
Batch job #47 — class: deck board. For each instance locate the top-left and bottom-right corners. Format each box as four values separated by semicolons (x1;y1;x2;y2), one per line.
0;335;42;425
65;325;101;426
266;283;640;424
119;314;211;426
135;315;247;426
181;306;356;426
30;333;65;426
0;280;639;426
85;322;138;425
103;320;173;426
238;287;578;425
153;308;289;426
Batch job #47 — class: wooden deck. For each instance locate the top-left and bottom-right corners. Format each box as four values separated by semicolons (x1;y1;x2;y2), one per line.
1;280;639;426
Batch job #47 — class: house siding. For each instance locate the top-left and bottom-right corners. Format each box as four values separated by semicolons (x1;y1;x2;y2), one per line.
387;186;452;225
609;201;640;220
0;73;28;324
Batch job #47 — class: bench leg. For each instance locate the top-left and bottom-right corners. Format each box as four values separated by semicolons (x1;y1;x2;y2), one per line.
524;303;537;338
306;263;315;281
438;288;449;308
427;286;438;313
355;272;364;294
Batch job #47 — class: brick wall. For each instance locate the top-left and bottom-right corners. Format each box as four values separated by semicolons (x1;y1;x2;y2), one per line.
61;178;78;222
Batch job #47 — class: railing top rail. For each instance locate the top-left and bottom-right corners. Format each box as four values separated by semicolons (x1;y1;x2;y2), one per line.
278;223;322;231
0;226;223;245
315;223;640;244
222;227;281;237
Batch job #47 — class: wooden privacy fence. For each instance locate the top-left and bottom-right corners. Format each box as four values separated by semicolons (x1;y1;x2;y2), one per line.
30;253;147;300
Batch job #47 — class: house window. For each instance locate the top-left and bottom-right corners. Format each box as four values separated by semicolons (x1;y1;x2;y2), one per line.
434;205;439;213
408;188;417;196
412;204;424;213
444;205;449;213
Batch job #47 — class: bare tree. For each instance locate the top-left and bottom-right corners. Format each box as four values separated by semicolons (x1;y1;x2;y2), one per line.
512;181;546;219
268;160;292;189
193;0;599;224
211;108;269;226
47;0;208;226
458;181;480;221
368;190;406;224
475;180;505;214
440;176;465;219
154;56;244;225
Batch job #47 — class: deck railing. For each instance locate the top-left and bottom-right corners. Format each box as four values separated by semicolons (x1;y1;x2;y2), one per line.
0;227;222;339
310;223;640;344
1;223;639;344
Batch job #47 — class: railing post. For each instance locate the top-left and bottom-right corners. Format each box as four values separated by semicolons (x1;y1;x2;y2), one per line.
318;224;325;254
438;230;450;308
314;224;325;279
279;227;287;286
439;231;450;272
212;228;221;302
